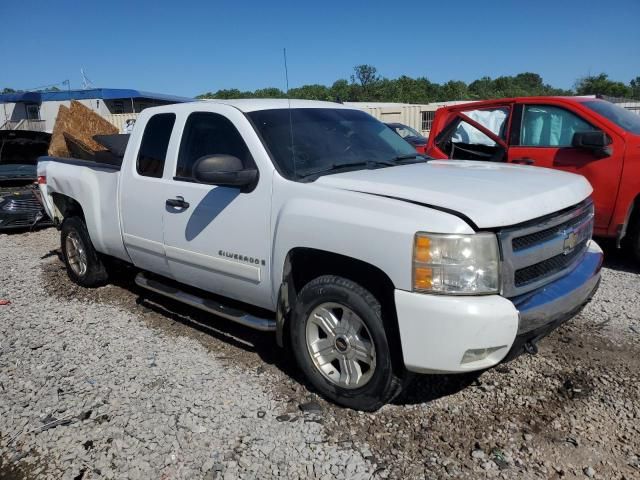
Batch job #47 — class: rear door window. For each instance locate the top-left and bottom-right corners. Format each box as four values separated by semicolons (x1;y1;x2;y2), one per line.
520;105;597;147
136;113;176;178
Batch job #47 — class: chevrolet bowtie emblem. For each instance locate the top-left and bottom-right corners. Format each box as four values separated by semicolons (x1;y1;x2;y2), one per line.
562;229;579;254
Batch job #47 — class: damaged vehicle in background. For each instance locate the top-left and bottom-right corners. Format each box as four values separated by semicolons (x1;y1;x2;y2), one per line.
385;122;429;154
0;130;51;231
426;96;640;262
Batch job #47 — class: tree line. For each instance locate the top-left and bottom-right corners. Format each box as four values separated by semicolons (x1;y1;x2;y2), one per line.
3;67;639;102
195;66;640;103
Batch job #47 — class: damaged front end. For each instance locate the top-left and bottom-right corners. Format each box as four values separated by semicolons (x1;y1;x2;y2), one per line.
0;169;51;231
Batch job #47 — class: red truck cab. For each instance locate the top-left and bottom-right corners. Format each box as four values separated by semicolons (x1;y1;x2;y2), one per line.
427;96;640;259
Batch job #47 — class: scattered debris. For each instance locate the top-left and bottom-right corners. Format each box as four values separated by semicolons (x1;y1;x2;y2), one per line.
298;400;322;413
48;101;117;158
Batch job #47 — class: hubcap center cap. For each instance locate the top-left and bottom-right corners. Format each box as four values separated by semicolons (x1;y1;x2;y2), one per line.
335;335;350;353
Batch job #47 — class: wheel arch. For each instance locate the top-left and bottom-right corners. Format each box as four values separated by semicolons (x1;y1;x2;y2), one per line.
618;192;640;246
51;192;86;224
276;247;404;368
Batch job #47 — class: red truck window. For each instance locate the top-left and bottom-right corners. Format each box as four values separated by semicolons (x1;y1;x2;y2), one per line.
520;105;598;147
437;107;510;162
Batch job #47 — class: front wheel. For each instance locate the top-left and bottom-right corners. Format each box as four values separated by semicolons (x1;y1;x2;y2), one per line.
290;275;405;411
61;217;109;288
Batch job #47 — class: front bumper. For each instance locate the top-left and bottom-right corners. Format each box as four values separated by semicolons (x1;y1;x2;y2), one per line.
0;211;51;231
395;240;603;373
0;189;52;231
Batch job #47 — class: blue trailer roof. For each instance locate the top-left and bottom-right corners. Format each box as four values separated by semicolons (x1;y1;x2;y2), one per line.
0;88;192;104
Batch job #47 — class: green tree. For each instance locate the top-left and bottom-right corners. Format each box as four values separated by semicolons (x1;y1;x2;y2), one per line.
575;73;632;98
351;65;382;100
352;65;380;89
630;76;640;99
288;84;331;101
253;87;285;98
196;68;640;104
438;80;469;101
468;76;495;99
1;88;16;94
196;88;254;99
329;79;353;102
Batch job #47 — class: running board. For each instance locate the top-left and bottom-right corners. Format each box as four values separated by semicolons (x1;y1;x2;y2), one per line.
134;273;276;332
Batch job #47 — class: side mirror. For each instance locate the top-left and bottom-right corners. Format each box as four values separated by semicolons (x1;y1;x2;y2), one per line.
192;154;258;188
572;131;612;156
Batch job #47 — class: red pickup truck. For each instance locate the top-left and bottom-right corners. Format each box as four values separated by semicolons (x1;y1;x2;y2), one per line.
426;97;640;260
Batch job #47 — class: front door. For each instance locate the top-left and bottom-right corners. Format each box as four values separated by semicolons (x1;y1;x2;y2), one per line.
431;104;512;162
161;108;272;308
508;102;624;231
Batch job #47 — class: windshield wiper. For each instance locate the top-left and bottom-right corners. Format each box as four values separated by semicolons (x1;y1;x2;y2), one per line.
297;160;395;179
390;153;430;163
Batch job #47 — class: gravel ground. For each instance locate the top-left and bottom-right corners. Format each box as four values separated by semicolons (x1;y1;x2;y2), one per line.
1;229;639;479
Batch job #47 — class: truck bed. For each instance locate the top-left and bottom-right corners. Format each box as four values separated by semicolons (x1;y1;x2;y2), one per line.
37;156;129;262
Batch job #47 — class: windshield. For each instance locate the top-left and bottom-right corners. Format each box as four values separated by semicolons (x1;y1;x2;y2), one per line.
583;100;640;135
248;108;419;179
391;124;423;139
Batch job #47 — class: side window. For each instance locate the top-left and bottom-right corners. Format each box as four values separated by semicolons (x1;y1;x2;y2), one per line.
437;108;509;162
521;105;596;147
176;112;253;180
461;107;510;140
452;121;498;147
136;113;176;178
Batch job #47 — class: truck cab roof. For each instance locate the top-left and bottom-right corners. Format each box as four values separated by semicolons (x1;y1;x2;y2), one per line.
197;98;351;112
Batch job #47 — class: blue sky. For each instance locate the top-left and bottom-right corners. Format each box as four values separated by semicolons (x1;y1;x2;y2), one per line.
1;0;638;97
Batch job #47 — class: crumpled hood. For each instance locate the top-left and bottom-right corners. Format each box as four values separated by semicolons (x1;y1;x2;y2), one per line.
315;160;592;228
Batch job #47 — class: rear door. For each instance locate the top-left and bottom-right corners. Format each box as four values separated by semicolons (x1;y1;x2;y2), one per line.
508;101;624;230
161;106;273;308
119;112;177;277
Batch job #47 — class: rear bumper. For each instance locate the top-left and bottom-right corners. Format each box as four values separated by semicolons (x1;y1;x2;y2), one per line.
395;240;603;373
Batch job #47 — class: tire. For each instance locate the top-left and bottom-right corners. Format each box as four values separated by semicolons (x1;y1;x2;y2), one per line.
60;216;109;288
289;275;405;411
626;217;640;264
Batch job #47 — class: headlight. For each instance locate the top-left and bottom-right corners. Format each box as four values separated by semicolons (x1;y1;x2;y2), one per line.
413;232;500;294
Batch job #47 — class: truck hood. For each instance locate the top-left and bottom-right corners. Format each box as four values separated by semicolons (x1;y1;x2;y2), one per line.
315;160;592;228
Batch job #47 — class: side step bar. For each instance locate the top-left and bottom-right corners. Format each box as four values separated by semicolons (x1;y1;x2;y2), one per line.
135;273;276;332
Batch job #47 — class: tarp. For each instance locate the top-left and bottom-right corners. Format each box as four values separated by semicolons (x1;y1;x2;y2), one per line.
0;88;192;104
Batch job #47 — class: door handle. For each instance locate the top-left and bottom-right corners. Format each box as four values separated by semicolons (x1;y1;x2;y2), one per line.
166;196;190;209
511;157;535;165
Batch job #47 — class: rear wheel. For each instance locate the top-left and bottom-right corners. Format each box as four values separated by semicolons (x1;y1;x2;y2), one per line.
290;275;405;411
61;217;109;287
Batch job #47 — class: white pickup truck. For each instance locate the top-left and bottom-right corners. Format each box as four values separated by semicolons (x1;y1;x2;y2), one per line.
38;100;602;410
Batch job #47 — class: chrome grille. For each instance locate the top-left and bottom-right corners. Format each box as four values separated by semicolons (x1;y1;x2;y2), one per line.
512;207;593;252
1;196;42;212
514;238;589;287
498;200;594;297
